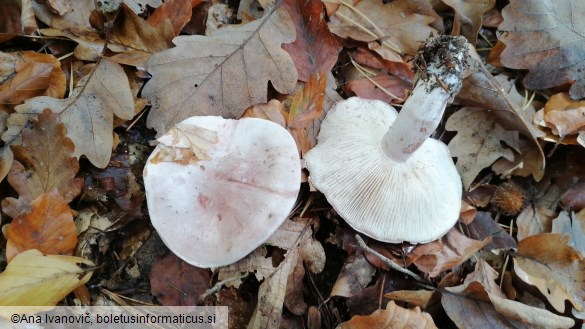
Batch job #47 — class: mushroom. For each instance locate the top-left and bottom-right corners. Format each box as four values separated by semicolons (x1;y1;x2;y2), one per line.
305;35;469;243
143;116;301;267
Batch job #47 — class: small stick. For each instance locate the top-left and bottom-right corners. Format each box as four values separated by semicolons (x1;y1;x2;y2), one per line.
356;234;424;282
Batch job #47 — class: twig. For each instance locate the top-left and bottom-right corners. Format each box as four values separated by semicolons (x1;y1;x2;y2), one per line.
355;234;424;282
200;273;249;300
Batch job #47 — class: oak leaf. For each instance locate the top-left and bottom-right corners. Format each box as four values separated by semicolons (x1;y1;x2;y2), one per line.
533;92;585;145
498;0;585;99
441;0;495;45
4;59;135;168
412;228;492;277
456;57;545;181
0;51;66;113
147;0;200;35
282;0;342;82
143;6;298;135
446;107;518;190
516;206;556;241
326;0;437;62
3;190;77;262
3;109;82;218
108;3;175;67
0;249;94;306
552;210;585;256
513;234;585;317
32;0;95;31
331;253;376;298
336;301;437;329
443;259;575;328
150;253;211;305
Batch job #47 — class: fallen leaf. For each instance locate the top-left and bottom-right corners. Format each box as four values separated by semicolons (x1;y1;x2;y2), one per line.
384;290;438;309
344;74;410;104
242;99;287;127
456;59;545;181
326;0;437;61
446;107;518;190
330;253;376;298
413;228;492;277
552;210;585;256
0;51;66;112
3;109;83;218
286;72;327;156
499;0;585;99
4;59;135;168
516;206;556;241
109;3;175;67
147;0;200;35
534;92;585;143
337;301;437;329
282;0;342;82
441;0;495;45
246;249;297;328
443;259;575;329
0;249;94;306
150;252;211;305
0;0;22;43
560;180;585;211
513;234;585;316
3;190;77;262
463;211;517;250
32;0;95;32
143;6;298;135
217;287;256;329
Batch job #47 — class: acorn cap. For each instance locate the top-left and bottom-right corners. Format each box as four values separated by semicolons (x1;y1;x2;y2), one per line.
305;97;461;243
144;116;301;267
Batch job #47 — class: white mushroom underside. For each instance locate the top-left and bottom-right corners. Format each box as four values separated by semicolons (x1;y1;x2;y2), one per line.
144;116;300;267
305;98;462;243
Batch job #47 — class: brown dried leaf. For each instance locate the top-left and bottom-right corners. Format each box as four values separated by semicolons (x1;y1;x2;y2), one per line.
242;99;287;127
147;0;200;35
463;211;517;250
4;59;135;168
535;92;585;142
514;234;585;315
0;52;66;112
32;0;96;31
441;0;495;45
456;62;545;181
499;0;585;99
446;107;518;190
287;72;326;156
326;0;437;61
109;3;175;66
282;0;341;82
143;6;298;135
0;0;22;43
384;290;438;309
443;259;575;329
337;301;437;329
413;228;492;277
2;190;77;262
517;206;556;241
331;253;376;298
246;248;297;328
0;249;94;306
149;252;211;305
4;109;82;207
552;210;585;256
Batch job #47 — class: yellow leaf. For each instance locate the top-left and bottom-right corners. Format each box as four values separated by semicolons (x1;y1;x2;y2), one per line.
0;249;94;306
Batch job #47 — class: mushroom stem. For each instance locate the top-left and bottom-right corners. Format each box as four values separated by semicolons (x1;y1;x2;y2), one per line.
381;35;469;163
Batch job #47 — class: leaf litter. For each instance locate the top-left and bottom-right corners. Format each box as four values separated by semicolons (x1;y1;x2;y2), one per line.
0;0;585;328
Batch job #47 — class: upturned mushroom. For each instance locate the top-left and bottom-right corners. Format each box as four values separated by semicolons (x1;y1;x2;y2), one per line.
143;116;301;267
305;35;469;243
